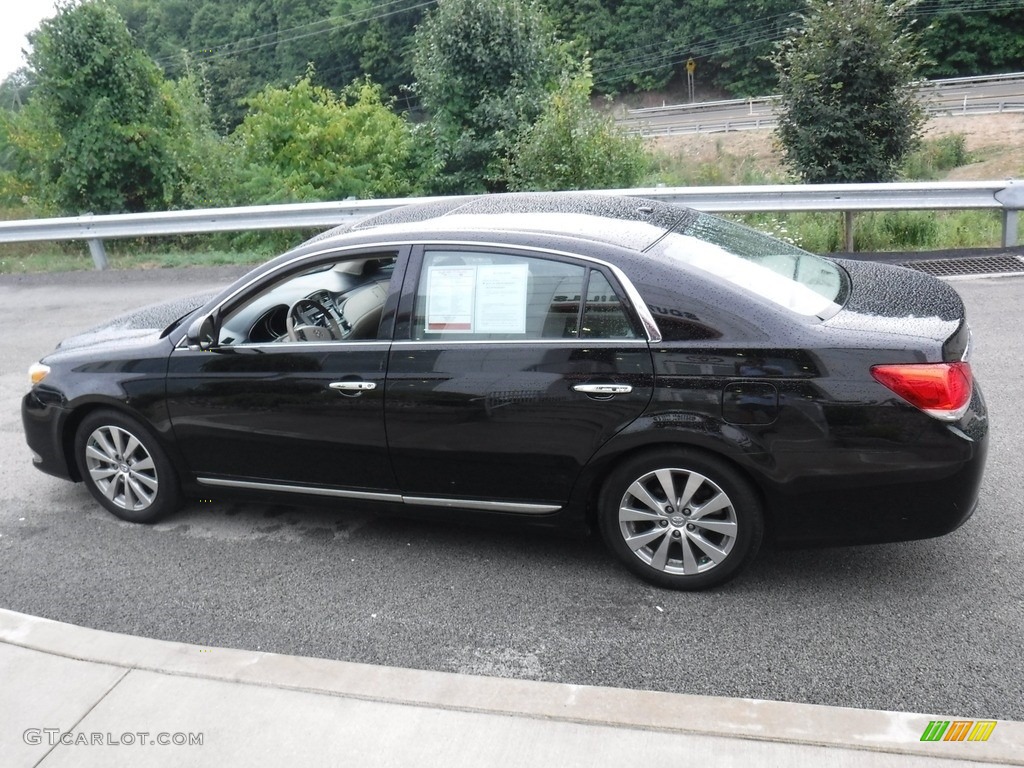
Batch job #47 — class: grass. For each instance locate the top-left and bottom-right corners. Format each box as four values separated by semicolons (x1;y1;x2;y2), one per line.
643;138;788;187
900;134;972;181
0;225;311;275
0;245;270;274
642;130;1008;253
0;246;273;274
733;210;1003;254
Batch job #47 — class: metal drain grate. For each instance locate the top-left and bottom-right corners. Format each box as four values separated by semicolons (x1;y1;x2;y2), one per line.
898;254;1024;278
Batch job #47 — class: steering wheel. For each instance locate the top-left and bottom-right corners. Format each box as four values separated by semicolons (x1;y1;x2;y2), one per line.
286;298;342;342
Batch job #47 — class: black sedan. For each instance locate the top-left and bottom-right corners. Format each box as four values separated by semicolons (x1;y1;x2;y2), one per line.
22;193;988;589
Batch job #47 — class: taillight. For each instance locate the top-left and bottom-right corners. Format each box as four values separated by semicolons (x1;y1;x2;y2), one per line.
870;361;973;422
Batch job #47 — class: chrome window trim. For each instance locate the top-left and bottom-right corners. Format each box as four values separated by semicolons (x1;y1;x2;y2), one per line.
173;340;392;353
178;237;663;349
603;262;662;343
197;477;560;515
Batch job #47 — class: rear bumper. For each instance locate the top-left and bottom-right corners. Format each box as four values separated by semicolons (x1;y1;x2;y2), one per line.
768;384;989;548
769;447;986;547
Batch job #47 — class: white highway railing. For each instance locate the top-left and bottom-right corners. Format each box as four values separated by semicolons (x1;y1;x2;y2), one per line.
621;72;1024;135
0;182;1021;269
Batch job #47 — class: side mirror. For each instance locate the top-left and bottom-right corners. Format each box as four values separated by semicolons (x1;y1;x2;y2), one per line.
186;314;218;351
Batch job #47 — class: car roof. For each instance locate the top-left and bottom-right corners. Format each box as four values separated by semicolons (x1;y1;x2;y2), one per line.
302;192;698;254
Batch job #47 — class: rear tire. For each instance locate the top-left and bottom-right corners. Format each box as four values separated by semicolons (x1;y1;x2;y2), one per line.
74;409;181;524
598;449;763;590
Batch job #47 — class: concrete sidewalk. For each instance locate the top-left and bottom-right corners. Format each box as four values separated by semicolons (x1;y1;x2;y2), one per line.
1;609;1020;767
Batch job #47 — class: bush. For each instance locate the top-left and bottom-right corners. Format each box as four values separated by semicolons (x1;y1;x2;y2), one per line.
234;73;425;204
507;69;649;191
774;0;927;183
412;0;564;193
900;134;971;180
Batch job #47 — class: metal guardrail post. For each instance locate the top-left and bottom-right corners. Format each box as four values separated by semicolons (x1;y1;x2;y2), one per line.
995;182;1024;248
87;238;108;270
79;213;108;270
843;212;855;253
1004;211;1019;248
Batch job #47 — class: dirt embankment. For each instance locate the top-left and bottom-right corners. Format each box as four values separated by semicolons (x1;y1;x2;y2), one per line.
649;113;1024;181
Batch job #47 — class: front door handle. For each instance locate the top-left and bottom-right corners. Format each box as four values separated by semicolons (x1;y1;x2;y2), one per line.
572;383;633;395
329;381;377;393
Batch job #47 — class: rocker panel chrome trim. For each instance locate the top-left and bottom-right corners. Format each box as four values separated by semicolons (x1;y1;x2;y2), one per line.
196;477;562;514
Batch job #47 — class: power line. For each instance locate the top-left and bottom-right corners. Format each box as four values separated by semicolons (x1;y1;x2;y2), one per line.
154;0;435;70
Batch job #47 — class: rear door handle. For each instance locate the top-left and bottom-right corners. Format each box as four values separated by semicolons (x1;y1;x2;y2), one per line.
572;383;633;395
329;381;377;392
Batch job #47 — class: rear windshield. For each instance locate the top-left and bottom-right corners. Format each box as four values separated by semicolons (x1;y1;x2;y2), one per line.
653;213;847;318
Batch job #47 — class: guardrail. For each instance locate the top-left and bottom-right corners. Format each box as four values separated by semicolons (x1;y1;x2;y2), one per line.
623;95;777;119
919;71;1024;88
0;182;1020;269
626;96;1024;136
623;71;1024;118
621;71;1024;135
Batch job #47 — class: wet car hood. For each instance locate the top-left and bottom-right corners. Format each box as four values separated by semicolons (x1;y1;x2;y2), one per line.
54;292;215;353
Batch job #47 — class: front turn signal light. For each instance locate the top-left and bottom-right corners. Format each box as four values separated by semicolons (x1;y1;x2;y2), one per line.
29;362;50;387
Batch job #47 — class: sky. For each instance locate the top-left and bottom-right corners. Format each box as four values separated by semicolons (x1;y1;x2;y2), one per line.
0;0;59;81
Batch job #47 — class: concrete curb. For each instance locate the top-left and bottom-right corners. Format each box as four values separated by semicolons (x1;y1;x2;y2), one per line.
1;608;1020;764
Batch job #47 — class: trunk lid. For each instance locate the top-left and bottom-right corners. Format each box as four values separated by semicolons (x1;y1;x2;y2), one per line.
825;259;968;360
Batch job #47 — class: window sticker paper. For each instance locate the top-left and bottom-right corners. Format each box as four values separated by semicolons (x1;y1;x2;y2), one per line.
474;263;529;334
425;265;476;332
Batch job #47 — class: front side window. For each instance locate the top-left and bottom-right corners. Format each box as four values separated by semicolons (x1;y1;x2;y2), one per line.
217;254;396;345
412;250;637;341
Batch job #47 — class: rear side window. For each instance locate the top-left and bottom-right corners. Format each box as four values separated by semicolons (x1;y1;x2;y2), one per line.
412;250;637;341
656;213;847;318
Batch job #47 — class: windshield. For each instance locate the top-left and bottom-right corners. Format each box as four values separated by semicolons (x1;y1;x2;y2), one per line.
654;213;847;318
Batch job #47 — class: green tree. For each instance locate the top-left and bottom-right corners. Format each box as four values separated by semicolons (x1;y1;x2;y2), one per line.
0;101;60;207
917;1;1024;78
681;0;801;97
774;0;926;183
234;72;425;202
507;67;649;191
160;72;242;208
100;0;1024;112
112;0;429;130
412;0;565;193
25;0;180;213
324;0;426;101
546;0;801;97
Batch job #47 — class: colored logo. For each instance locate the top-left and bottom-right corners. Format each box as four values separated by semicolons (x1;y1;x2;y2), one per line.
920;720;997;742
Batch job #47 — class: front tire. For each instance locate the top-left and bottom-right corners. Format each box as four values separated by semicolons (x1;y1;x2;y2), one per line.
74;409;181;523
598;449;763;590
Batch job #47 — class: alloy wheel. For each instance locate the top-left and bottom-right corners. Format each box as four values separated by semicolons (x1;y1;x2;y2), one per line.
83;425;160;513
618;467;738;576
